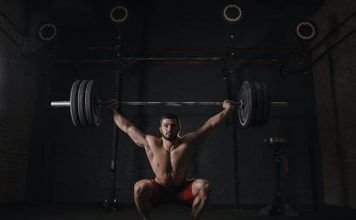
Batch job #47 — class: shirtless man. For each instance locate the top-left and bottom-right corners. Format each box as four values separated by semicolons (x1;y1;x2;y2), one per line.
108;100;235;220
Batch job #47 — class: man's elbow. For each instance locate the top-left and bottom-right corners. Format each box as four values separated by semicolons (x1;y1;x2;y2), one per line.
124;125;135;134
134;141;144;148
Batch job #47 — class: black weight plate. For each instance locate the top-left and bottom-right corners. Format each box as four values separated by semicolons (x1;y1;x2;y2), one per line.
258;81;266;126
92;81;102;126
85;80;102;127
238;81;252;128
261;82;271;126
70;80;81;127
254;81;264;126
85;80;95;126
249;81;258;127
77;80;89;127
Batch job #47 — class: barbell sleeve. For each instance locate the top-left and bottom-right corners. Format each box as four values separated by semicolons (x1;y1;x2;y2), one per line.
271;101;288;107
51;101;71;107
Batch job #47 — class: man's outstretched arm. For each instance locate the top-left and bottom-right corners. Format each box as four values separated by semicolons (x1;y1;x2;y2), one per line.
187;100;235;142
108;99;148;148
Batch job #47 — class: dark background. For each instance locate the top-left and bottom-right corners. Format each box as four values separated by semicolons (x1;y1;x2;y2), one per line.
0;0;355;214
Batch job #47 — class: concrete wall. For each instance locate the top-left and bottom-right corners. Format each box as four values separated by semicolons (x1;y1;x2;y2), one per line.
0;0;55;203
0;0;32;203
311;0;356;208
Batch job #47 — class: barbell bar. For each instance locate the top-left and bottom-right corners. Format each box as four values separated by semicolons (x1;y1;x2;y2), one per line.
51;100;287;107
50;80;288;128
51;101;226;107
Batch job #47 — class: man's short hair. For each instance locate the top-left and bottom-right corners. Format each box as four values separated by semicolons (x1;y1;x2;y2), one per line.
160;113;181;127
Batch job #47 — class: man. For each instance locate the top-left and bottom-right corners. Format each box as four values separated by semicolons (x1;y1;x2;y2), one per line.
108;100;235;220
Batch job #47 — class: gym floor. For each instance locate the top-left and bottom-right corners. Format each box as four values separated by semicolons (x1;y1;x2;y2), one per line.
2;204;356;220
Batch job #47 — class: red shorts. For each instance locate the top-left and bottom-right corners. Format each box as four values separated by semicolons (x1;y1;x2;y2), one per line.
149;179;195;207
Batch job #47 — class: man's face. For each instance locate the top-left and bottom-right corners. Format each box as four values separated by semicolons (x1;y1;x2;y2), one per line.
159;118;181;141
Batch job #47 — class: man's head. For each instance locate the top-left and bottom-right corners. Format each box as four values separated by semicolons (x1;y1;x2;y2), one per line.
159;113;181;141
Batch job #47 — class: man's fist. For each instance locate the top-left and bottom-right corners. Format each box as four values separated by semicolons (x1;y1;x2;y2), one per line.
222;100;235;110
106;99;120;113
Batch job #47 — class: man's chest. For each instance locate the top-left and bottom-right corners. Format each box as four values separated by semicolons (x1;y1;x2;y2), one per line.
150;144;194;165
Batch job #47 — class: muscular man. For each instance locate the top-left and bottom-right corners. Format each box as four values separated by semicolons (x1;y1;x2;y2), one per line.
108;100;235;220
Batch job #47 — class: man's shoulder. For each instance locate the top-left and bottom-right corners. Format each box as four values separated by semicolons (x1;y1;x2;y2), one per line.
146;134;161;142
180;132;197;143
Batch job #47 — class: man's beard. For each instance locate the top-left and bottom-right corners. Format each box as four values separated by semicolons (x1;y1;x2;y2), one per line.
161;132;178;141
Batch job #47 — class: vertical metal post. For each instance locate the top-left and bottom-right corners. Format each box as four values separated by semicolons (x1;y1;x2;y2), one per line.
224;33;240;206
103;35;122;211
111;35;122;210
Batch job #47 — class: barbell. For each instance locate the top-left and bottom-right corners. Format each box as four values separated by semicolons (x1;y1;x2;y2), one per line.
51;80;288;128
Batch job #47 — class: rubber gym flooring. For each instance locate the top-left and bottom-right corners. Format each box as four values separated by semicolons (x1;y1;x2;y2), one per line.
1;204;356;220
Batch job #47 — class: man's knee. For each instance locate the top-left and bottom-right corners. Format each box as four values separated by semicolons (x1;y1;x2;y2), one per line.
193;179;210;198
134;180;152;199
